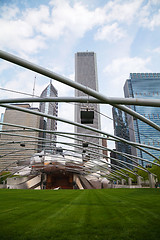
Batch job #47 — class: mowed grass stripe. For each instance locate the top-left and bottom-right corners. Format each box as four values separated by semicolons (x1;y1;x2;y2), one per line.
0;189;160;240
96;189;160;239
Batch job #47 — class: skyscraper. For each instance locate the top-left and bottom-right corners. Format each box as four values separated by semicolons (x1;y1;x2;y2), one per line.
74;52;101;153
112;107;132;167
39;81;58;153
124;73;160;165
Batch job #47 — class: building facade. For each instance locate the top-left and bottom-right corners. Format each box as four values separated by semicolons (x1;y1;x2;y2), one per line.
112;107;132;167
0;104;41;171
39;81;58;153
74;52;101;156
124;73;160;165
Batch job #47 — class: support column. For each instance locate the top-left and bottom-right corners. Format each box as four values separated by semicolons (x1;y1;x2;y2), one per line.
121;179;125;185
41;173;46;190
128;177;132;186
148;173;155;188
137;176;142;187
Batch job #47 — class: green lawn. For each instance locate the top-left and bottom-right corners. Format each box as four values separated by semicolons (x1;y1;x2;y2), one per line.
0;188;160;240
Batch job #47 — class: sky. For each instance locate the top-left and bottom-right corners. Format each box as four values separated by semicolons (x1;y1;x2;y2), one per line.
0;0;160;149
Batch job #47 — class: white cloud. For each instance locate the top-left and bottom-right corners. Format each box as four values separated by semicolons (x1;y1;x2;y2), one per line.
0;5;20;19
147;47;160;54
104;57;151;97
95;23;126;42
0;0;159;59
38;1;106;39
0;18;46;54
23;5;50;28
0;0;144;56
0;4;48;55
150;0;160;4
149;10;160;29
138;1;160;30
152;47;160;54
1;70;37;99
0;61;14;75
141;11;160;30
104;57;151;75
42;0;144;40
103;0;143;24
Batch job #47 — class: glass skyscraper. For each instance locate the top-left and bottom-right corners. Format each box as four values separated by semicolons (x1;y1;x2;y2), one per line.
112;107;132;167
124;73;160;166
39;81;58;153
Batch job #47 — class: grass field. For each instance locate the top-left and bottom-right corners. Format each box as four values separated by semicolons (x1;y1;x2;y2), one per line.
0;188;160;240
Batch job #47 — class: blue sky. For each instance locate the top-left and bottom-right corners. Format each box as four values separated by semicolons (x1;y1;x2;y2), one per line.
0;0;160;148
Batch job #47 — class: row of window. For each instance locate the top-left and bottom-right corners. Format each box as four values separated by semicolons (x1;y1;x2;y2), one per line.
142;113;160;119
77;52;94;56
142;141;160;146
130;73;160;78
135;92;160;96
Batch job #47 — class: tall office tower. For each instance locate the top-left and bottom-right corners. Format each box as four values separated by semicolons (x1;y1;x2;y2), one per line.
124;73;160;166
75;52;101;155
0;104;41;171
39;81;58;153
112;107;132;167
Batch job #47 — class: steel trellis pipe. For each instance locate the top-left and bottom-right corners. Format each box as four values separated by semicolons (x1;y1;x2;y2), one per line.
0;50;160;132
1;129;158;171
1;126;160;170
0;96;160;106
1;104;160;156
1;121;160;152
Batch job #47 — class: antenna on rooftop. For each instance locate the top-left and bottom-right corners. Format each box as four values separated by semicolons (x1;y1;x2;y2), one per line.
32;76;36;107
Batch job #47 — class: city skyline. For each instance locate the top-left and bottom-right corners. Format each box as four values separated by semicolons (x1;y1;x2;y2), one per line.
0;0;160;150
